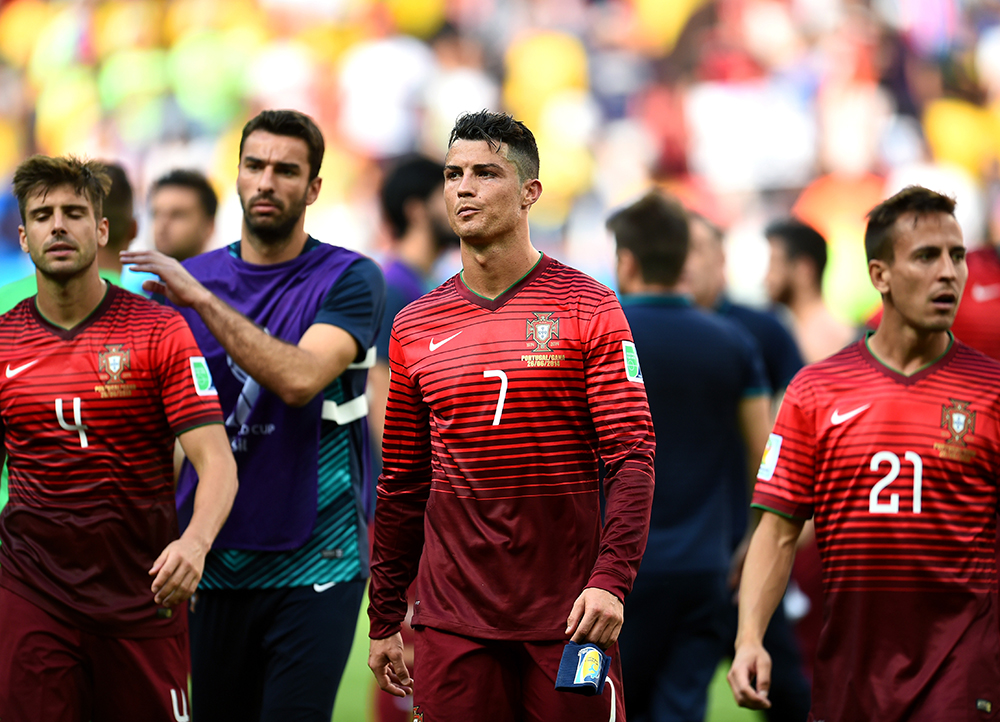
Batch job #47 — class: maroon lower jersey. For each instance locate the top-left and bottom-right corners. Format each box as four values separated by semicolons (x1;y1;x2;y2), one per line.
0;284;223;637
754;337;1000;721
369;255;655;641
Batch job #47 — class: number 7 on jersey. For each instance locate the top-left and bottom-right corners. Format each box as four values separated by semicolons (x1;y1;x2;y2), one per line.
483;369;508;426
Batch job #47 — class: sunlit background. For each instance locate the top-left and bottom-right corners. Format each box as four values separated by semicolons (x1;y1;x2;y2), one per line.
1;0;999;320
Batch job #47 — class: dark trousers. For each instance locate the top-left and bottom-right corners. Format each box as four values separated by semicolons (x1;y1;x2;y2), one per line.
189;580;365;722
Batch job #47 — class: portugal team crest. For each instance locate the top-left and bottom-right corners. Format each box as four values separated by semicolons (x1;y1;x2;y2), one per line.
98;344;130;384
941;398;975;446
526;312;559;352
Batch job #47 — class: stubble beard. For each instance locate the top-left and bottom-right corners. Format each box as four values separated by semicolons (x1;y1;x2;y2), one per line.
33;235;95;282
240;191;308;245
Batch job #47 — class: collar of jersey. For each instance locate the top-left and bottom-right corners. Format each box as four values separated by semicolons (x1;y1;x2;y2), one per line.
862;329;956;383
32;280;117;340
227;235;322;260
457;252;547;310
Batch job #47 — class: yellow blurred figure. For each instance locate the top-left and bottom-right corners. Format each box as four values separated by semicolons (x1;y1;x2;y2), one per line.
0;0;54;68
386;0;446;39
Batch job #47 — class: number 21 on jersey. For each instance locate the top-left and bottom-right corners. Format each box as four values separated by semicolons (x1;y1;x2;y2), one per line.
869;450;922;514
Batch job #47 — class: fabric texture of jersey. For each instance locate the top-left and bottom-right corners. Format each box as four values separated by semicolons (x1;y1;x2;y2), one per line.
176;238;385;590
369;254;655;641
0;284;222;637
753;337;1000;721
622;294;768;573
0;268;121;516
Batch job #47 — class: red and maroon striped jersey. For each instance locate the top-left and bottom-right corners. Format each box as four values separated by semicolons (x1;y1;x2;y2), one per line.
754;337;1000;721
0;284;223;637
368;255;655;641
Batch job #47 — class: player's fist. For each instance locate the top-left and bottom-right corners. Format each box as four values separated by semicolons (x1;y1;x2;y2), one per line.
727;642;773;710
369;633;413;698
565;587;624;650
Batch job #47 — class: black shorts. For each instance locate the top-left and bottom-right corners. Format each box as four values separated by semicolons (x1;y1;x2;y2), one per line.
189;579;365;722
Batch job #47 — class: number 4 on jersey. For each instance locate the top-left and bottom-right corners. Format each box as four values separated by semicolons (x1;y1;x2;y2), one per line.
55;397;89;448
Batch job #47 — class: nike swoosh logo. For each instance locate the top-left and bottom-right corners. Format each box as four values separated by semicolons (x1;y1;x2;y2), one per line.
831;404;871;425
972;283;1000;302
428;331;462;352
5;360;39;378
313;581;337;593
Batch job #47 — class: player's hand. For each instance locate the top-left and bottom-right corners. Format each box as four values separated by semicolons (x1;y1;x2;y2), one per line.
119;249;211;308
368;633;413;698
149;536;207;607
727;642;773;710
565;587;623;650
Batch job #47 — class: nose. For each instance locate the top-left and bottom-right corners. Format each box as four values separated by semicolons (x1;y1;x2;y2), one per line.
456;172;475;197
939;254;960;280
257;165;276;192
50;209;68;234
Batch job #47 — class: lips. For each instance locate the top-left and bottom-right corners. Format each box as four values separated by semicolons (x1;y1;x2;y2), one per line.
455;206;479;218
249;195;282;213
930;290;958;308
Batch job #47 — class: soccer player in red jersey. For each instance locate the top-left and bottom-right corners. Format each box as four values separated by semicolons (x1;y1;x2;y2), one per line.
367;111;656;721
0;156;237;722
728;186;1000;721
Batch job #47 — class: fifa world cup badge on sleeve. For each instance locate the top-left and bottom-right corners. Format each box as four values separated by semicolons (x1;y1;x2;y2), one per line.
555;642;611;695
189;356;218;396
757;432;783;481
621;340;644;383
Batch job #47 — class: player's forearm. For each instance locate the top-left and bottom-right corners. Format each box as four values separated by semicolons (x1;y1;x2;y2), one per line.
183;449;238;550
589;460;654;599
735;512;801;647
191;293;327;406
368;494;427;637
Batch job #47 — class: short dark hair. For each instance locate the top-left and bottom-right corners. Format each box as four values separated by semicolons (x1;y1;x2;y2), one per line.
448;110;539;183
150;169;219;219
101;162;134;250
380;155;444;239
865;186;957;262
239;109;324;180
765;218;828;286
607;191;690;287
13;155;111;223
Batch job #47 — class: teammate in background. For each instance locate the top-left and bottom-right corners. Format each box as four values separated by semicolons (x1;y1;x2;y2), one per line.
610;192;771;722
370;155;459;464
123;109;386;722
367;110;655;721
762;217;860;674
764;218;857;364
0;156;237;721
370;154;459;722
149;169;218;262
684;212;812;721
729;186;1000;719
0;162;138;522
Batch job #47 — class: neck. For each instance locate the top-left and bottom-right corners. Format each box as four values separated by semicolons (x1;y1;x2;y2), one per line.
240;224;309;265
460;236;540;300
867;316;951;376
623;279;681;296
35;266;107;329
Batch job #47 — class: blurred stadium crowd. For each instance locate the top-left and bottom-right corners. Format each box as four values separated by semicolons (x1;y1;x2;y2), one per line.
1;0;1000;321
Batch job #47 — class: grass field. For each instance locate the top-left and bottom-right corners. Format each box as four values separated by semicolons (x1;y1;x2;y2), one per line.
331;600;765;722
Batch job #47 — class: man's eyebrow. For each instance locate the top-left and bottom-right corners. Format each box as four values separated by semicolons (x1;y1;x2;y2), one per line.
243;156;302;171
28;203;89;215
444;163;506;172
